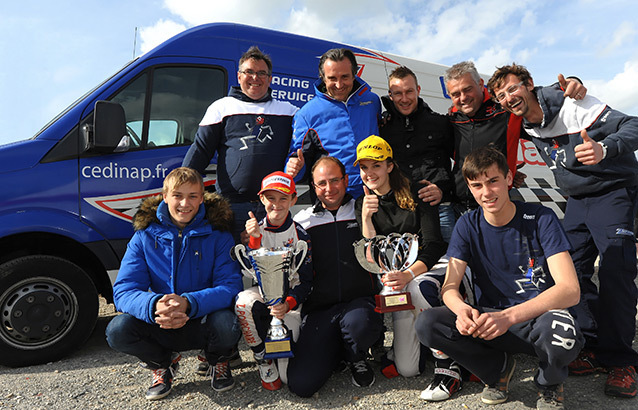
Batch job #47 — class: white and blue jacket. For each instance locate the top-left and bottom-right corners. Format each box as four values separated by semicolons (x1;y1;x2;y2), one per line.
524;85;638;197
183;87;298;202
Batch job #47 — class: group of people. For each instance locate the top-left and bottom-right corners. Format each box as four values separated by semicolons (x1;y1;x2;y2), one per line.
104;43;638;409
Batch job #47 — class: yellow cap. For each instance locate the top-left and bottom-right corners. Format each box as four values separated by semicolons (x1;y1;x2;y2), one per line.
354;135;393;165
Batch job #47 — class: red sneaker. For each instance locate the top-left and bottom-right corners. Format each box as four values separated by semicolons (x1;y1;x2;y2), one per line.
605;366;637;398
568;350;604;376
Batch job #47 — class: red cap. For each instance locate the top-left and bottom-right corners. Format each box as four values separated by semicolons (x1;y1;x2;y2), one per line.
258;171;296;195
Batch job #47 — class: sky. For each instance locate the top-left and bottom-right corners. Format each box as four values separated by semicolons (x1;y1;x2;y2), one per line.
2;0;638;146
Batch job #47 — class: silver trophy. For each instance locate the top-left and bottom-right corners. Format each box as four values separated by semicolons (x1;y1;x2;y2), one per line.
353;233;419;313
233;241;307;359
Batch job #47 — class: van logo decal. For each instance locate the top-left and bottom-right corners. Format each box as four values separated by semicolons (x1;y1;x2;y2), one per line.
83;179;215;222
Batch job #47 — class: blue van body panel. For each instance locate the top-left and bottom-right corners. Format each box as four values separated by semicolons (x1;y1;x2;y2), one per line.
0;22;397;281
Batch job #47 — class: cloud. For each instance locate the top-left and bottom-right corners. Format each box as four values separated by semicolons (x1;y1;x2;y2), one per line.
474;47;513;75
285;7;342;42
163;0;295;27
602;21;637;56
142;0;638;117
588;59;638;115
139;19;187;54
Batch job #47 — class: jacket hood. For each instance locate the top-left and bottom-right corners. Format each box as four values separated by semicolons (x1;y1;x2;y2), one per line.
531;85;564;128
132;192;234;232
229;85;273;103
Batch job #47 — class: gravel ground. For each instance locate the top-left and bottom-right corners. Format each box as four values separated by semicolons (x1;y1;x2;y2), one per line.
1;298;637;410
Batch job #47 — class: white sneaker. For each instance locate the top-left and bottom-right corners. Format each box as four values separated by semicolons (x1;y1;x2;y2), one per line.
256;357;282;391
420;363;462;401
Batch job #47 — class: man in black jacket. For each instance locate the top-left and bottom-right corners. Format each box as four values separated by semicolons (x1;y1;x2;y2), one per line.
287;156;383;397
380;65;455;242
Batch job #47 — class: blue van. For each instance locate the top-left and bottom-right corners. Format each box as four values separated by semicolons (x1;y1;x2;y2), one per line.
0;23;455;366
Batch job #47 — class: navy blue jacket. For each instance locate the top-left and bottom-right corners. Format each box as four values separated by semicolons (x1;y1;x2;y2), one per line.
183;87;298;202
524;85;638;197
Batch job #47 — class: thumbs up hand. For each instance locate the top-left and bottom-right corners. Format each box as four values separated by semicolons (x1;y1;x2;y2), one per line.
245;211;261;238
574;129;604;165
361;185;379;221
285;149;305;178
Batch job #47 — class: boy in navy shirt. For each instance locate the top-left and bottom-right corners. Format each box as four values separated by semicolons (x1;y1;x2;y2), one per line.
416;147;583;408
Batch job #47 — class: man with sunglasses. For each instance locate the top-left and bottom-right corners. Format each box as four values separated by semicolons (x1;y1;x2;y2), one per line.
183;46;298;243
488;63;638;399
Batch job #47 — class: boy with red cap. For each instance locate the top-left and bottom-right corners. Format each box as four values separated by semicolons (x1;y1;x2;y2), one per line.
234;171;313;390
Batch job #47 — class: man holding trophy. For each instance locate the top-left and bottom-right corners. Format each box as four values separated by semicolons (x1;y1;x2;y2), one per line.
234;171;312;391
287;156;384;397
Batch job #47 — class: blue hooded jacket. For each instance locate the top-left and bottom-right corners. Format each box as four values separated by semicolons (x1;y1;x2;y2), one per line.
113;193;243;324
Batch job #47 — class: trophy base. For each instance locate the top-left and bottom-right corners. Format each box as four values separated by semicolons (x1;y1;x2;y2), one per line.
264;335;294;359
375;292;414;313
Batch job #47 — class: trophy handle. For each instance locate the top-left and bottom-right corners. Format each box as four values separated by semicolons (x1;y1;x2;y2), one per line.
353;238;383;274
290;240;308;274
233;244;256;278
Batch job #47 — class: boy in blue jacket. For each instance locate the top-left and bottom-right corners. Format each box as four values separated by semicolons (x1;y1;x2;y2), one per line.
105;167;243;400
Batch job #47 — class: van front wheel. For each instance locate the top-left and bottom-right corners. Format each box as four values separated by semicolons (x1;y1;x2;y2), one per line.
0;255;98;367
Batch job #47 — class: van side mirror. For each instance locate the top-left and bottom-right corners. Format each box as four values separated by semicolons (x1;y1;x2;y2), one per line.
86;101;127;153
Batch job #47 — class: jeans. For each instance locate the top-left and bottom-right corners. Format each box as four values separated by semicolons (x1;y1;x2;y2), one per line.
106;308;241;369
563;186;638;366
438;203;456;243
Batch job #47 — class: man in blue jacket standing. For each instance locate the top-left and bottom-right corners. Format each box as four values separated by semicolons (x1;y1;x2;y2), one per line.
488;64;638;399
285;48;381;199
106;167;243;400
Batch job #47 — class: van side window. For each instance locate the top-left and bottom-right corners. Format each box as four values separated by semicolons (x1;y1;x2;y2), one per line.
110;66;226;149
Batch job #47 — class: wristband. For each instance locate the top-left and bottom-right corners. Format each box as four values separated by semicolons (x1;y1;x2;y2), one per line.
406;268;416;279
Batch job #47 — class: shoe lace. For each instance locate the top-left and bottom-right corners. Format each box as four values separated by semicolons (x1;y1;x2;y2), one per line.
214;361;230;379
151;368;168;387
352;360;368;374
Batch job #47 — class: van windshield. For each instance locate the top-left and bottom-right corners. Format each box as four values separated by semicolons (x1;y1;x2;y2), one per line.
32;58;138;139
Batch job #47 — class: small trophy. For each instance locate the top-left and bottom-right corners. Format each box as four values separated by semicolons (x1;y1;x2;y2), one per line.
354;233;418;313
233;241;307;359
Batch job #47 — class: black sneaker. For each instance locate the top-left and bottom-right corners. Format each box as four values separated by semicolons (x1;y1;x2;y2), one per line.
481;354;516;405
420;362;462;401
211;361;235;392
350;359;375;387
197;357;211;376
197;347;242;376
537;383;564;409
145;353;182;401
